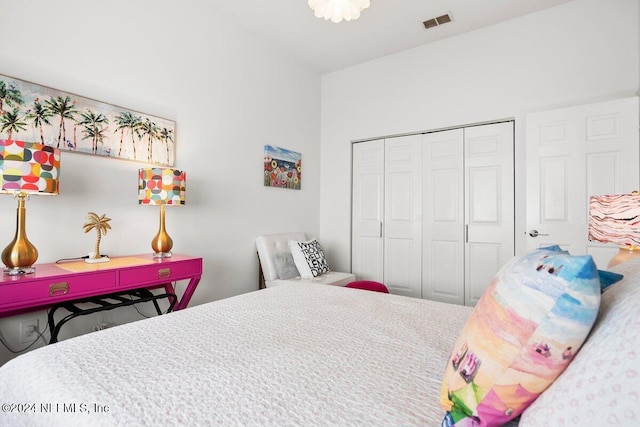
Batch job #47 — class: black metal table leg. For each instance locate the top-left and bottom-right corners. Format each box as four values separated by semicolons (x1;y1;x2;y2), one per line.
47;288;177;344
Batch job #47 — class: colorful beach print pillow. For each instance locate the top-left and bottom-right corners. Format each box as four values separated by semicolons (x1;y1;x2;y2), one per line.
597;269;623;292
440;246;601;427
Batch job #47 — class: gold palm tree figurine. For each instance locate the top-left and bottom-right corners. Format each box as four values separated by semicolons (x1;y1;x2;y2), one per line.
83;212;112;263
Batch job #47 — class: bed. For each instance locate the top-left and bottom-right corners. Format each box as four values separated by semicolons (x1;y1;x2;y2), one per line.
0;258;638;426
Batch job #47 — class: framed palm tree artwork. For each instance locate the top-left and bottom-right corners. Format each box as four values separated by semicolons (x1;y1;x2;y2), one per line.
0;74;176;166
264;145;301;190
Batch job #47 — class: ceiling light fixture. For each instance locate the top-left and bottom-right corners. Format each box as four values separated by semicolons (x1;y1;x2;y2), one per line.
308;0;370;24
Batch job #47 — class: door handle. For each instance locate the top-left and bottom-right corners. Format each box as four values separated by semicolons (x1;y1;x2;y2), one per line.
528;230;549;238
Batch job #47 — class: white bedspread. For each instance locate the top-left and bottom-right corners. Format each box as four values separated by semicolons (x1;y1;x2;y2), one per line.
0;283;472;426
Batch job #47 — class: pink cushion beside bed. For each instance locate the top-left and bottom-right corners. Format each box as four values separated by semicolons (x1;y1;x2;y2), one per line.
345;280;389;293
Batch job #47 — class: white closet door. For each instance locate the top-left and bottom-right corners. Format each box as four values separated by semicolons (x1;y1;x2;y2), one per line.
465;122;515;306
525;97;639;268
384;135;423;298
422;128;465;305
351;140;384;282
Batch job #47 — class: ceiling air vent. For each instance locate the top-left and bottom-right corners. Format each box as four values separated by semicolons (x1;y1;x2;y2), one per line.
423;13;452;30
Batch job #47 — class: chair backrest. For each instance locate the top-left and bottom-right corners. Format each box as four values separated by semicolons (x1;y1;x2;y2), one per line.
256;232;307;281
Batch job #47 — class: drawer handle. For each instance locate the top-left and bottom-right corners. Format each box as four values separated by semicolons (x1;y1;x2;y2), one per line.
158;268;171;279
50;282;69;297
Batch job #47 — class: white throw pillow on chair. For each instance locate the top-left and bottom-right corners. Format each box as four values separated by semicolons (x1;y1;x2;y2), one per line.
273;252;300;279
288;238;330;279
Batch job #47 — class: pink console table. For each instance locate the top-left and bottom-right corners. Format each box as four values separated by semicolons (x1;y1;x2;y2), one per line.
0;254;203;319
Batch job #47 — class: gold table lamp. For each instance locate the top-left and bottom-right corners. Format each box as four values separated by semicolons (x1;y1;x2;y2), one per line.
138;168;186;258
0;139;60;275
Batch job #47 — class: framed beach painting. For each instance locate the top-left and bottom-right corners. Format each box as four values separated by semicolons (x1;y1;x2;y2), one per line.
0;74;175;166
264;145;302;190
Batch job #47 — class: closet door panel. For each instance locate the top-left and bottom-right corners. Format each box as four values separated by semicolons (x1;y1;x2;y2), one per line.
422;129;465;305
429;240;464;297
468;167;500;222
465;122;515;306
467;243;502;303
385;135;422;298
386;237;414;293
352;140;384;282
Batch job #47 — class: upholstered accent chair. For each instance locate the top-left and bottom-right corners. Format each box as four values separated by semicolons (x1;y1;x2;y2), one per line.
256;232;355;289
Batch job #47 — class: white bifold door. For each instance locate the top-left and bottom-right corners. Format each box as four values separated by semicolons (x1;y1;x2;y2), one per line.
422;122;514;305
351;135;423;298
351;139;385;286
352;122;515;305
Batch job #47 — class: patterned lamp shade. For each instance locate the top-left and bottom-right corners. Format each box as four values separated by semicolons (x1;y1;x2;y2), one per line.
0;140;60;275
138;168;186;205
138;168;185;258
588;193;640;247
0;139;60;195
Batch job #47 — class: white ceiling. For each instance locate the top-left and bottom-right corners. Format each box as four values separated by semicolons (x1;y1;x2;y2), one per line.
211;0;576;74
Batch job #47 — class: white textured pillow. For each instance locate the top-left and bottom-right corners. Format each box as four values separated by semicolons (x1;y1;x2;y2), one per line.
288;238;330;279
518;258;640;426
273;252;300;280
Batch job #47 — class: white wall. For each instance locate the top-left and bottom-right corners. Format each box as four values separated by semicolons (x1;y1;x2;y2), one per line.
319;0;640;272
0;0;320;362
